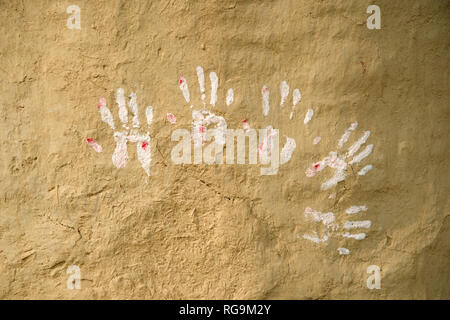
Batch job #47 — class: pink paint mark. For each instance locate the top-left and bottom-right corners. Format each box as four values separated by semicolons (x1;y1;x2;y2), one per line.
306;162;323;178
198;125;207;144
304;207;313;214
166;113;176;124
179;76;185;85
141;141;148;150
97;97;106;109
262;85;269;93
86;138;102;153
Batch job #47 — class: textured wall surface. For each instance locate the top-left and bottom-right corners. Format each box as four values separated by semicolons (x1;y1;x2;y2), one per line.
0;0;449;299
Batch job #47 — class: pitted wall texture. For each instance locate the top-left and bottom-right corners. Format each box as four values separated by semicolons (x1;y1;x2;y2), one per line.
0;0;449;299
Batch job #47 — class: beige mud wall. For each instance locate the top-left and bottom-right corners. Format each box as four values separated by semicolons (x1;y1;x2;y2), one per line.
0;0;449;299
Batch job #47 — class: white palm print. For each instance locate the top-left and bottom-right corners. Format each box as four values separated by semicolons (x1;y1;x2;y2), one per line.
178;66;303;168
302;122;375;254
88;88;153;176
178;66;230;150
305;121;374;190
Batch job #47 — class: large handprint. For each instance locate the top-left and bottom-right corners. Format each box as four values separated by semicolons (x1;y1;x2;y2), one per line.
87;88;154;176
178;66;305;171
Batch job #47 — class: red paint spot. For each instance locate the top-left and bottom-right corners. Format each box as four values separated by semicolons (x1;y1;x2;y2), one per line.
242;119;247;123
86;138;94;144
262;86;269;93
199;126;205;134
314;163;320;170
141;141;148;150
360;61;366;74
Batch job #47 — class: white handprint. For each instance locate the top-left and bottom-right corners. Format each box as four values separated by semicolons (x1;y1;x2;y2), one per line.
178;67;304;170
302;205;372;255
305;122;374;190
178;66;230;151
88;88;153;176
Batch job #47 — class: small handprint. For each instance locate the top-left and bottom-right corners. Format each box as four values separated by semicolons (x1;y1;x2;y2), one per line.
88;88;153;176
305;122;374;190
302;205;371;255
